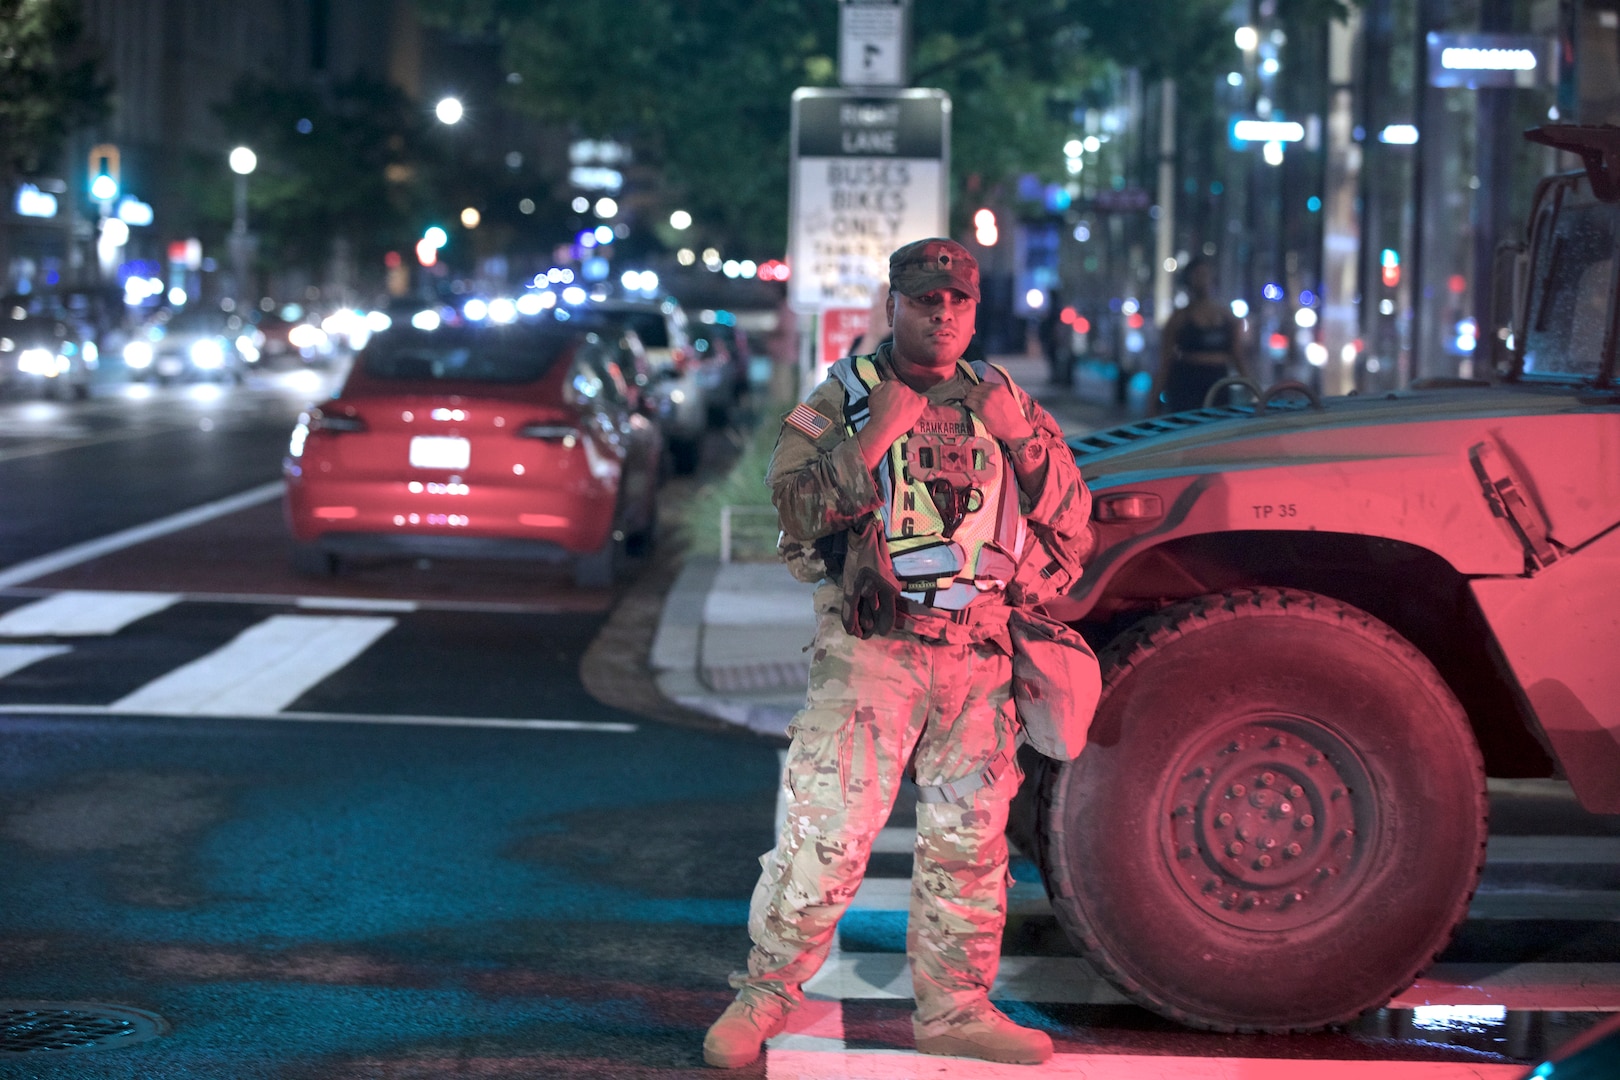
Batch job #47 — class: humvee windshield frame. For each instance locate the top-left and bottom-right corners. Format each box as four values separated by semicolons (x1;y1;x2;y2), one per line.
1517;125;1620;387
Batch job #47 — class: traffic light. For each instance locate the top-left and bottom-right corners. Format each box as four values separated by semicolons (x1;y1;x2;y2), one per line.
1380;249;1401;288
88;143;119;201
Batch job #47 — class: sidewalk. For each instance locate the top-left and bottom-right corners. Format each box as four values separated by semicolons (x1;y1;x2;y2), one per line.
650;352;1135;738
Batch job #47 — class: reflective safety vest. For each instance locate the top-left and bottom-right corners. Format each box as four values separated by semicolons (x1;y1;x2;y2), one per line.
831;353;1028;611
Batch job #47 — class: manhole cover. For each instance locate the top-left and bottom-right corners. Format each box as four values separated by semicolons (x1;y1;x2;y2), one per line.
0;1002;167;1053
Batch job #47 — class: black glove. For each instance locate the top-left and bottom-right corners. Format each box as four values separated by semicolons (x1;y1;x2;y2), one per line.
841;565;898;639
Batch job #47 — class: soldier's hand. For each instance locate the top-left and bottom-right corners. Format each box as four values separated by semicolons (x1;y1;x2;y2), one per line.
857;380;927;469
965;382;1035;444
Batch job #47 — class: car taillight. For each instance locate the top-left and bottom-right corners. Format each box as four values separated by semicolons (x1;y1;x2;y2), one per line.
309;408;366;433
517;422;579;447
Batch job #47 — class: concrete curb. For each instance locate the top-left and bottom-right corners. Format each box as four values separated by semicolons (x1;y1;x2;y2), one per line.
651;557;803;739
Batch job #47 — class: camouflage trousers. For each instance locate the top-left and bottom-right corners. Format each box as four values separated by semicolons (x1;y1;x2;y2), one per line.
733;583;1023;1032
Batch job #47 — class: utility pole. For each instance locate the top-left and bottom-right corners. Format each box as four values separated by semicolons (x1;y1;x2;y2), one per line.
1153;78;1177;328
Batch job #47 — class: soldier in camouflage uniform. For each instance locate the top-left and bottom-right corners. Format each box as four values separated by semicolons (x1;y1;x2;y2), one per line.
704;239;1092;1069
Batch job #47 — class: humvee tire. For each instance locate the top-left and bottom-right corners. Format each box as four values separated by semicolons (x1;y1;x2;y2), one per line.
1037;588;1487;1031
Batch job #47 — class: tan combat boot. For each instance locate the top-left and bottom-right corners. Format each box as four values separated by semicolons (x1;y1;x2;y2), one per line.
702;990;794;1069
914;1003;1054;1065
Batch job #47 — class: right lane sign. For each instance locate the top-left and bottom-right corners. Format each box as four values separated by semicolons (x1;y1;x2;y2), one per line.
788;88;950;312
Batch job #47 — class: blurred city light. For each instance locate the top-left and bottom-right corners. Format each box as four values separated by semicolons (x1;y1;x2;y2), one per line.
1305;342;1329;366
229;146;257;175
974;208;999;246
423;226;448;249
595;197;618;217
1026;288;1045;309
669;209;692;230
1295;308;1318;328
1083;135;1101;153
519;198;535;215
515;293;546;315
1121;297;1140;315
739;260;757;278
677;248;696;266
1233;120;1304;143
1262;140;1285;166
435;97;464;125
1262;284;1284;301
1063;139;1083;158
460;207;481;228
1226;72;1243;87
488;298;517;323
90;173;118;200
1073;223;1091;242
561;286;587;305
1441;46;1537;72
464;298;488;321
167;285;186;306
1380;124;1420;144
1261;57;1281;76
411;309;441;331
1235;26;1259;50
572;196;589;213
593;225;614;244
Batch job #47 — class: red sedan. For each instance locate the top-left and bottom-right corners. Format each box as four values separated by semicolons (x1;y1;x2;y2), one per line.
283;319;661;587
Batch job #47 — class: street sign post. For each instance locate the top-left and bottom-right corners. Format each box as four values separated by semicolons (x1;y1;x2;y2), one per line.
787;87;949;314
839;0;910;88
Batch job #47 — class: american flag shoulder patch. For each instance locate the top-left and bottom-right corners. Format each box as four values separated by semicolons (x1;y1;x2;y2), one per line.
784;403;833;440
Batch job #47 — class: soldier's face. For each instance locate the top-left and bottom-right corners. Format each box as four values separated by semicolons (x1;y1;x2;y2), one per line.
888;288;977;371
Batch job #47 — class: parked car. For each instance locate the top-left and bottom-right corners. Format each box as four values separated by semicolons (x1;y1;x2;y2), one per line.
690;310;752;421
1012;124;1620;1034
588;297;713;474
283;319;661;587
0;309;93;399
125;308;253;383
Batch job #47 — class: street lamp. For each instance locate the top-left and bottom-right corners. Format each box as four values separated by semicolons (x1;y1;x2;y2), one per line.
229;146;257;308
435;97;464;125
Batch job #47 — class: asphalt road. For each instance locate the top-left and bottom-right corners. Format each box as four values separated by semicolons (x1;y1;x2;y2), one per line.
0;370;1614;1077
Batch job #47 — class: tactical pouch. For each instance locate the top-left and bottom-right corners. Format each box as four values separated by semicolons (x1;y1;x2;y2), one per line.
1008;607;1101;760
839;517;902;639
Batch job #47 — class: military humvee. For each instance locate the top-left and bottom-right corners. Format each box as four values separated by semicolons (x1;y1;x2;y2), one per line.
1026;124;1620;1032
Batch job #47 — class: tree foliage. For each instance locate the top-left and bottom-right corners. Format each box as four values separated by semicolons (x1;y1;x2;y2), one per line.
413;0;1256;253
211;76;437;275
0;0;110;181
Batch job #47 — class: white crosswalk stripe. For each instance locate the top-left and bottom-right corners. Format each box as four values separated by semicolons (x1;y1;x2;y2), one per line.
110;613;396;716
0;643;71;678
0;590;179;636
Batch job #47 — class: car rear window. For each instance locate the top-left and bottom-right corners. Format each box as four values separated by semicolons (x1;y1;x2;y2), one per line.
359;327;570;383
599;310;669;348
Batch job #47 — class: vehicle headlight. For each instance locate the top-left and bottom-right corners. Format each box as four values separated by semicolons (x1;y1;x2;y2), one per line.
17;347;54;376
190;339;225;368
236;335;261;363
124;341;154;369
84;340;98;366
288;324;328;350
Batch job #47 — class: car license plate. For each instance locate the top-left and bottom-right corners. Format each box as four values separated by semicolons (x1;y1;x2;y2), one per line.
409;436;470;469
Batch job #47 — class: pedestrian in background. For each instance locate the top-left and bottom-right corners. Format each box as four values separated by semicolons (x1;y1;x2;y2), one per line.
1152;255;1249;413
703;238;1092;1069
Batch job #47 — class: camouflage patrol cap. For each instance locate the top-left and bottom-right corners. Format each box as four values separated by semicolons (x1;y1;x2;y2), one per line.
888;238;980;302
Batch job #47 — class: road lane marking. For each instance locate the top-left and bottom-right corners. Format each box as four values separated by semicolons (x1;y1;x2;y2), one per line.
0;481;283;588
0;644;71;678
1488;835;1620;863
1395;963;1620;1010
295;596;420;613
0;704;635;732
766;1050;1523;1078
110;614;396;716
0;590;179;636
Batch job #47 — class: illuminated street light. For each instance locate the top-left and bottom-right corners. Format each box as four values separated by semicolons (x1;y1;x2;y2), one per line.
435;97;464;125
229;146;257;308
229;146;257;175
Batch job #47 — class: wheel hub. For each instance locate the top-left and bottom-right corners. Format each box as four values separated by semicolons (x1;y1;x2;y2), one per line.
1161;714;1376;931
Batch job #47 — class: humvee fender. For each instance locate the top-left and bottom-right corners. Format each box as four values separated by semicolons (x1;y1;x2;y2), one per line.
1029;124;1620;1033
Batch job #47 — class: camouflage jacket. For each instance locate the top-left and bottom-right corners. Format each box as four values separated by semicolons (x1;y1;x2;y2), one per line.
766;345;1092;609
